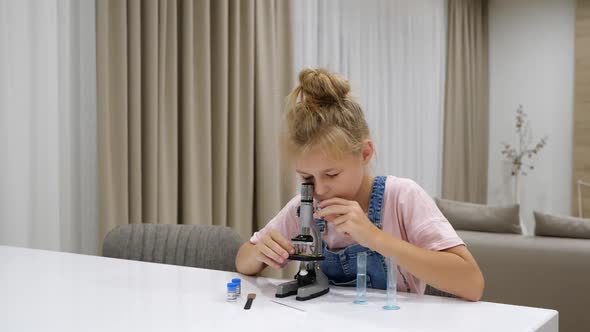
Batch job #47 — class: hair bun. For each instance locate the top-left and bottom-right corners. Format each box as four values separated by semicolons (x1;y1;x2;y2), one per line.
298;68;350;105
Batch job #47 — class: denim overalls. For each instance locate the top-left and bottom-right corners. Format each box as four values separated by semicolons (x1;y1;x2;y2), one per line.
319;176;411;291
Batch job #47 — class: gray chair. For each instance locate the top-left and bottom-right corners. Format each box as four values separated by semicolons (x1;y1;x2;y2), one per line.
102;224;244;272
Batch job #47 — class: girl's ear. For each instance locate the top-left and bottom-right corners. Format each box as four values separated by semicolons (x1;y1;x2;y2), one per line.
360;139;374;165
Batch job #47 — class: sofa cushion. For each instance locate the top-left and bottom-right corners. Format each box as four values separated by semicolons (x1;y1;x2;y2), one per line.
457;230;590;332
534;211;590;239
435;198;522;234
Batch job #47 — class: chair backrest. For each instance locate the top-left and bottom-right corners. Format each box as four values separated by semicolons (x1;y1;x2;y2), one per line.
102;224;244;272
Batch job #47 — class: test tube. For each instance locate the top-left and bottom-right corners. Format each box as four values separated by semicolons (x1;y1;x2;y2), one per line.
353;251;368;305
383;256;401;310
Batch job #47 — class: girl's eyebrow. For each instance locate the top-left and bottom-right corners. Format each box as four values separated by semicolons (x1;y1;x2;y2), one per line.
296;168;340;175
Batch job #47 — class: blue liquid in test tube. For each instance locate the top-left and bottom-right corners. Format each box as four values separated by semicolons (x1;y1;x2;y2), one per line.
353;251;368;305
383;256;401;310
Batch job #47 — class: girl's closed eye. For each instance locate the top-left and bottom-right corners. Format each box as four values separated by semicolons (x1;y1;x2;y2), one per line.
326;173;340;178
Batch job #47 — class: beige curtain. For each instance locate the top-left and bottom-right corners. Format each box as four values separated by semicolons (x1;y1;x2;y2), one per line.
573;0;590;217
442;0;489;204
96;0;296;246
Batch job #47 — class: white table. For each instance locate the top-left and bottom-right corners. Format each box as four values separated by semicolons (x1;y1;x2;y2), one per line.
0;245;558;332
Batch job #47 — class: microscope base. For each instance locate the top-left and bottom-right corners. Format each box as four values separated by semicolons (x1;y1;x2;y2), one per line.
275;280;330;301
295;285;329;301
275;279;299;298
275;267;330;301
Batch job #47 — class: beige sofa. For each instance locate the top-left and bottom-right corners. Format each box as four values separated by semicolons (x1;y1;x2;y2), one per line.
458;230;590;332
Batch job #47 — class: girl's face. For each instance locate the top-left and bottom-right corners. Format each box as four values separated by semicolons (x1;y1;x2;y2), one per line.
294;141;374;202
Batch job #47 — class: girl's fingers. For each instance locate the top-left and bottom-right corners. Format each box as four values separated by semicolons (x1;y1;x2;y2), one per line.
259;240;284;263
330;214;349;226
314;205;350;218
270;230;295;254
318;197;353;208
263;235;289;259
256;254;281;269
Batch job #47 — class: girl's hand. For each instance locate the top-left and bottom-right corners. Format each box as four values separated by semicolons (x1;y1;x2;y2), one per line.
254;229;295;269
315;197;381;248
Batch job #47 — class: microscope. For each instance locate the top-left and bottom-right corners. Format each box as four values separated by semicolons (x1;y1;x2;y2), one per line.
275;182;330;301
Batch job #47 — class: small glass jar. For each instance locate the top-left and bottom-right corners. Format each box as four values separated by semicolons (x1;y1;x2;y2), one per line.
231;278;241;296
226;282;237;302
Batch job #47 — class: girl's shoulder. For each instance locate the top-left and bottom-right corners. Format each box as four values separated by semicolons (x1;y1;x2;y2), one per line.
383;175;423;196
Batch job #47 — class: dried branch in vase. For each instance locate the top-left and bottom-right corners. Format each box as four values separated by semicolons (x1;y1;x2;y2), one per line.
500;105;548;176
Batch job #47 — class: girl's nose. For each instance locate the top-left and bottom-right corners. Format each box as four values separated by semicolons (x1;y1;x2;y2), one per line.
314;181;329;197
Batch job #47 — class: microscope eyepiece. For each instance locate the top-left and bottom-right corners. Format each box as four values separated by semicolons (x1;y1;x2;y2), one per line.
300;182;314;202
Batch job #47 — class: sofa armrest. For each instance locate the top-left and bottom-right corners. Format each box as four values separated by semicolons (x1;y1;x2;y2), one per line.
457;230;590;332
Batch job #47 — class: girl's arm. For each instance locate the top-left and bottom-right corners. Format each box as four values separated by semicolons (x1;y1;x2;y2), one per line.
236;229;295;276
235;242;266;275
237;196;299;275
316;197;484;302
371;230;484;302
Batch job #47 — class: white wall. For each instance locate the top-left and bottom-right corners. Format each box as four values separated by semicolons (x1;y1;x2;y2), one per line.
488;0;575;234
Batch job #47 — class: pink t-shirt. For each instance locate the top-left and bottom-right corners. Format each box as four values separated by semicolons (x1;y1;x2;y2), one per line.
250;176;464;294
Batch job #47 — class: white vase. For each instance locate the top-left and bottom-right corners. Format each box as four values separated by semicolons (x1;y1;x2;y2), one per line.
515;173;521;204
514;173;527;235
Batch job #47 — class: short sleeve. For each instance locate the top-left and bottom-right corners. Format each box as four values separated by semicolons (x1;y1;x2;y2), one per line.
249;195;300;244
397;179;464;251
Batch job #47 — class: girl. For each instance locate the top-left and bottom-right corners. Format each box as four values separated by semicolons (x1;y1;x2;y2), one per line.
235;68;484;301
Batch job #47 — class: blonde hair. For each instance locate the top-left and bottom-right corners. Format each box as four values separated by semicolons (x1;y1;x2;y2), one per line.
284;68;371;160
